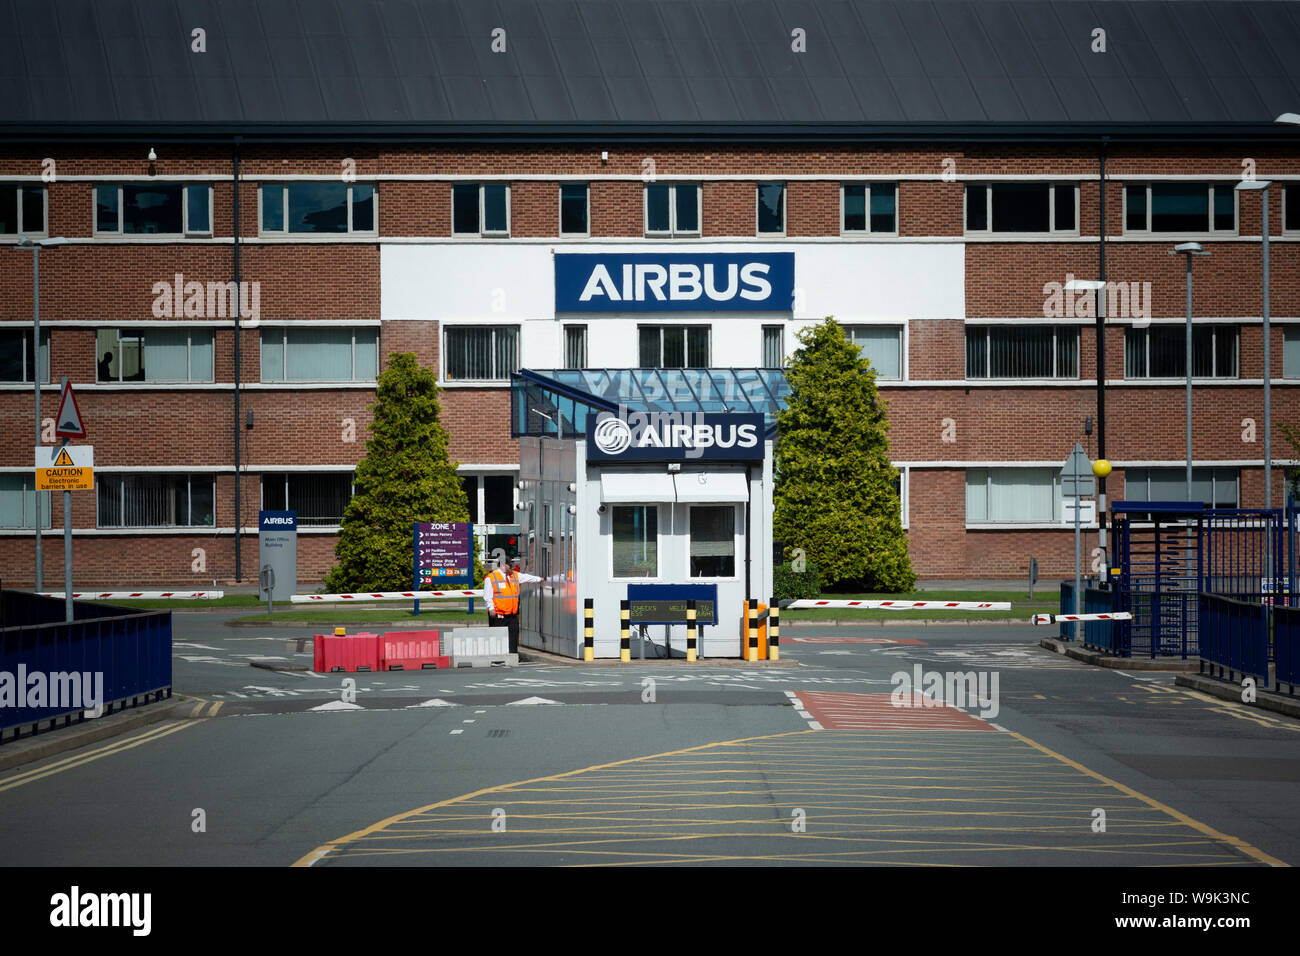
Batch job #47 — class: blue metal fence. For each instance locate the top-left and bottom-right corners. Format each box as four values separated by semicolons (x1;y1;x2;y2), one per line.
0;590;172;741
1057;582;1119;650
1198;593;1269;684
1275;605;1300;696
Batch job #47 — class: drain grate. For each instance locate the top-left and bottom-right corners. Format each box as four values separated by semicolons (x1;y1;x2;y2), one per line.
487;729;509;738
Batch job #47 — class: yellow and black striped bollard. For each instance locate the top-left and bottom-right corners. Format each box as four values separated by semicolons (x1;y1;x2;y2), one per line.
769;598;779;661
620;599;631;662
746;600;759;662
583;598;594;662
686;599;697;662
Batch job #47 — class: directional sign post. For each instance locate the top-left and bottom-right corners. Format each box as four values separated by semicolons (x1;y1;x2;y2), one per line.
1060;442;1094;619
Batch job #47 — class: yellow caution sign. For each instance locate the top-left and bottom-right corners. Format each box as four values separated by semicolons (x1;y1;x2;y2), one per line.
35;445;94;491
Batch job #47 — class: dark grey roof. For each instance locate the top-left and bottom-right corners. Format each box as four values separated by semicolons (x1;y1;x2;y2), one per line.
2;0;1299;139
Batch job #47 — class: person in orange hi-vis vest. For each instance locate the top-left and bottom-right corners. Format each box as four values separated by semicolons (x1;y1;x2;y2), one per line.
484;555;541;654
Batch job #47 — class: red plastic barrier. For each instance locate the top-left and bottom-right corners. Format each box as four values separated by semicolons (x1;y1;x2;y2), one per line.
317;631;381;672
380;630;447;670
313;635;325;671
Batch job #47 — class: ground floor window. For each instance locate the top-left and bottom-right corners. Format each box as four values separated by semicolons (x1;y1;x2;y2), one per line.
966;468;1059;523
461;474;516;525
966;326;1078;379
97;474;215;527
1124;325;1238;378
612;505;658;577
1123;468;1239;508
847;325;903;380
0;474;50;528
690;505;736;577
261;472;354;526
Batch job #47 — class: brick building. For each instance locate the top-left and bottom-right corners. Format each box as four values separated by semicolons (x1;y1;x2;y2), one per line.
1;0;1299;587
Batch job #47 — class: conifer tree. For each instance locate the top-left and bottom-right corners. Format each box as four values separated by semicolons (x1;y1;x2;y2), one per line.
323;353;475;591
773;318;916;592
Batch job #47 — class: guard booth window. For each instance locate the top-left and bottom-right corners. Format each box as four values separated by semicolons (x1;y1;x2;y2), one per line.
690;506;735;577
613;506;658;578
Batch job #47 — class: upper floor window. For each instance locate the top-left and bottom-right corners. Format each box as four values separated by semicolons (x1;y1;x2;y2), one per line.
966;468;1060;523
452;183;509;236
1284;183;1298;234
564;325;587;369
1284;326;1300;378
1124;183;1235;235
639;325;709;368
843;184;898;234
96;328;214;383
757;183;785;235
260;326;378;382
559;184;589;236
1124;468;1239;508
444;325;518;381
846;325;903;380
259;183;375;235
0;184;46;235
1124;325;1238;378
96;184;211;236
965;183;1077;235
0;329;49;383
762;325;784;369
261;472;355;527
0;473;50;529
645;183;699;237
966;325;1079;379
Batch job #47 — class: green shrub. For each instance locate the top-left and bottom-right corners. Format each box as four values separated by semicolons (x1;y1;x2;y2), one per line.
773;561;822;601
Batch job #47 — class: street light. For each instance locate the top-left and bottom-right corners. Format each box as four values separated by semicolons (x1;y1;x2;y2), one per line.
12;236;69;591
1170;242;1209;499
1276;113;1300;126
1236;179;1274;586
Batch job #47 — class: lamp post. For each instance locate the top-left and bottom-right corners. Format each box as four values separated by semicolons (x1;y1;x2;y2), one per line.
13;236;68;591
1236;179;1273;588
1170;243;1209;496
1066;278;1108;580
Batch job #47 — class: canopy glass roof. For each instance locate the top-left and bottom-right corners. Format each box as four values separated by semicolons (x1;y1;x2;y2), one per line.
511;368;789;440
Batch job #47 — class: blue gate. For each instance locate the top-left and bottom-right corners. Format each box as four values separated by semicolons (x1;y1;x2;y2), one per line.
1111;502;1282;659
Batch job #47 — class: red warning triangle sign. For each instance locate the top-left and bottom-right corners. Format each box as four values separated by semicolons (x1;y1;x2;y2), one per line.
54;382;87;438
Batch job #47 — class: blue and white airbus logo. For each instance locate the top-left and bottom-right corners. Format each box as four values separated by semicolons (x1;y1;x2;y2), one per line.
556;253;794;313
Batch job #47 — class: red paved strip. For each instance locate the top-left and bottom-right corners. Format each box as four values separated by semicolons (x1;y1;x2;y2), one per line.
788;637;924;645
796;691;997;731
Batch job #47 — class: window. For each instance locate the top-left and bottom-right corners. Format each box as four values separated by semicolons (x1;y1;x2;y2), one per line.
846;325;903;380
461;474;516;525
756;183;785;235
842;184;897;233
690;506;735;577
762;326;784;369
1285;327;1300;378
1124;468;1239;508
559;183;589;236
639;326;709;368
1124;326;1238;378
97;474;215;528
965;183;1077;234
452;183;509;236
444;326;518;381
260;327;378;382
564;325;587;369
261;472;354;527
258;183;376;235
1285;184;1299;233
966;326;1078;379
0;474;50;529
0;329;49;382
0;184;46;234
612;505;658;578
96;328;214;383
1124;183;1235;234
966;468;1060;523
644;183;700;236
96;184;211;236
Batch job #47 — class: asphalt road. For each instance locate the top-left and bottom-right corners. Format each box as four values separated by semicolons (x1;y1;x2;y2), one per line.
2;612;1298;867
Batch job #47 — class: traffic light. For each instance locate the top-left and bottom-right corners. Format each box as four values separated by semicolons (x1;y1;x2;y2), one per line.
487;533;520;562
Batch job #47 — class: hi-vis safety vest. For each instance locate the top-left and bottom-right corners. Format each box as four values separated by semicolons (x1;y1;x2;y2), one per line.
488;569;520;614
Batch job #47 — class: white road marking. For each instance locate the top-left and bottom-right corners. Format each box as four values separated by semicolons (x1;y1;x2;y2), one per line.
449;729;464;735
409;699;457;708
309;700;364;712
506;696;561;705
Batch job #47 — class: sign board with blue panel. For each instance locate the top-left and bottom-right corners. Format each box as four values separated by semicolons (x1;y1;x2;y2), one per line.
555;253;795;312
413;522;474;588
258;510;297;601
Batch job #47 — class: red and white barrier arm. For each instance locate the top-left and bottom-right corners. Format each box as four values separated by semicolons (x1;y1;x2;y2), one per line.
290;590;479;603
37;591;226;600
782;599;1012;611
1033;612;1133;625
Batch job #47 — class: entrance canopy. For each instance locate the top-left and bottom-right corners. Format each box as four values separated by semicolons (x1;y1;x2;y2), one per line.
511;368;789;441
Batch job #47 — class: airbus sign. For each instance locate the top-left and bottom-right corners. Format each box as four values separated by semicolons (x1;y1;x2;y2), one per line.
556;253;794;312
587;411;765;461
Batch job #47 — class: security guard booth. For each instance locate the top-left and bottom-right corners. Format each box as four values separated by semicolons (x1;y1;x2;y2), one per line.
510;368;786;659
